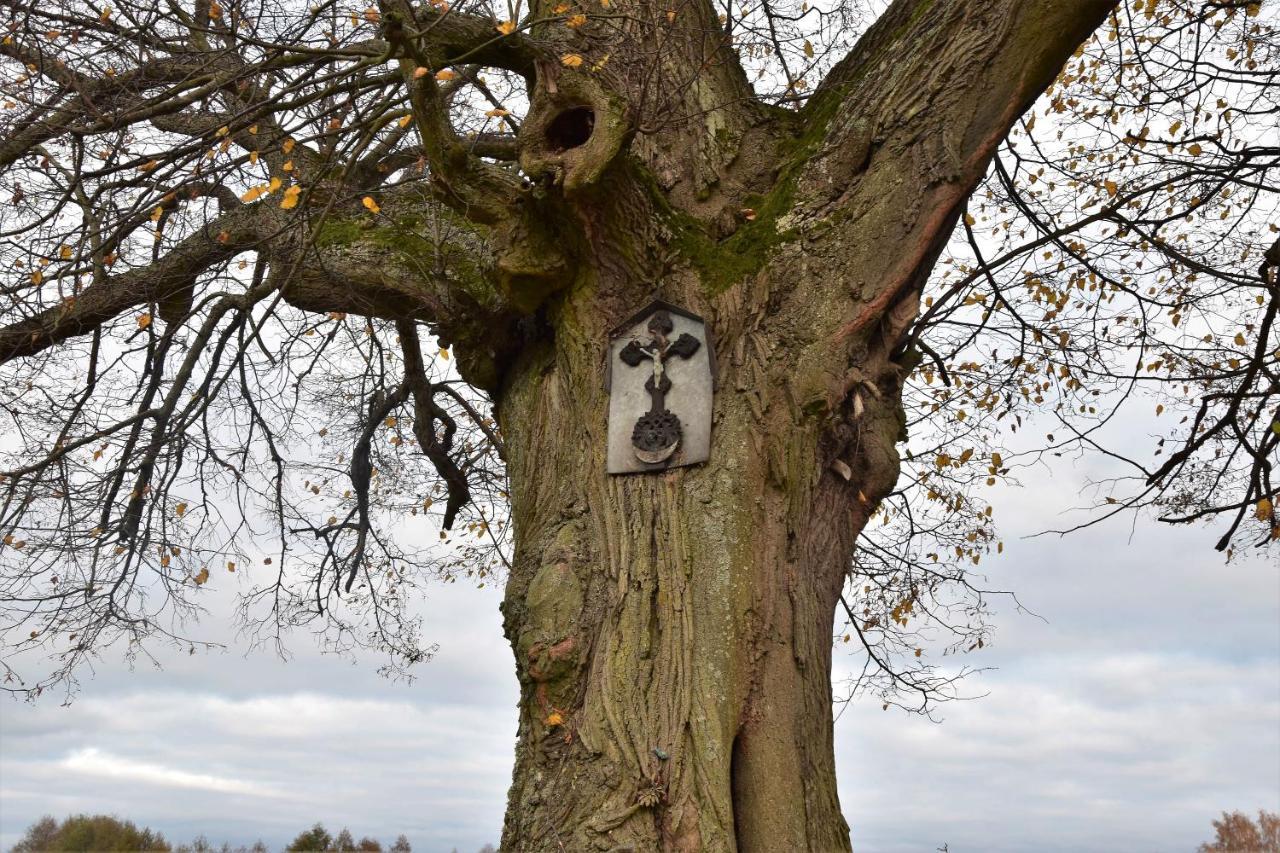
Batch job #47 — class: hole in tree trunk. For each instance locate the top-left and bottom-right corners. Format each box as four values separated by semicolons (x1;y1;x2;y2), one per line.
545;106;595;152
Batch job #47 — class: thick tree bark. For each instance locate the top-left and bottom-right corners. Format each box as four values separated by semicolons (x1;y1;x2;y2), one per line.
495;247;900;851
485;1;1116;849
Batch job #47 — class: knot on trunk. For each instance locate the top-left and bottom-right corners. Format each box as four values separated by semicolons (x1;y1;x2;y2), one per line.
493;195;575;313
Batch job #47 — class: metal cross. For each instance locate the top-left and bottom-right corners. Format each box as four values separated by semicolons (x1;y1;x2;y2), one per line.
619;310;701;464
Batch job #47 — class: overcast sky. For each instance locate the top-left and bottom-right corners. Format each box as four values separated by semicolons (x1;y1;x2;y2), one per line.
1;452;1278;852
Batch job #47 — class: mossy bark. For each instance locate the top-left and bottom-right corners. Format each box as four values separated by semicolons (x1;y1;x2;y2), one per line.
495;253;903;852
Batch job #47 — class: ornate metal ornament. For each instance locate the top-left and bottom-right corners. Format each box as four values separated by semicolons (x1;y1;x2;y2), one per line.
606;301;714;474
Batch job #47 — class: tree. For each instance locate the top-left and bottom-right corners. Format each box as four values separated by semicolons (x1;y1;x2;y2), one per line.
10;814;171;852
389;835;412;853
333;829;357;853
10;816;61;853
286;825;333;852
1198;810;1280;852
0;0;1275;850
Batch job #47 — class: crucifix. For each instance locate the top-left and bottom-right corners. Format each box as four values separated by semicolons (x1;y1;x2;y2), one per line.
606;301;714;474
619;310;701;464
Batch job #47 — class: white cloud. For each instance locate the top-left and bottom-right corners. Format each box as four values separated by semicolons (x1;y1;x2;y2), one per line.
61;747;287;799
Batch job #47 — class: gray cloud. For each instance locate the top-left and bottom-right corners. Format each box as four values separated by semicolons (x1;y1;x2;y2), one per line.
833;463;1280;852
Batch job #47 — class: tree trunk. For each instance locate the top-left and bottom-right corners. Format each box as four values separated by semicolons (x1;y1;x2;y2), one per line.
496;256;901;851
490;109;916;844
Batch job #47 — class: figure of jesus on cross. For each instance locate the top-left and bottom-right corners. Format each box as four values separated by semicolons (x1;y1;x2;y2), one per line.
618;310;701;465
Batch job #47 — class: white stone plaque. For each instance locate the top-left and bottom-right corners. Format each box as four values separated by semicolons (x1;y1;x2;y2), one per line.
606;301;714;474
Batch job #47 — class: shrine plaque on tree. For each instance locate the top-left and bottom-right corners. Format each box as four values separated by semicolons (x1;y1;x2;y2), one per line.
606;301;715;474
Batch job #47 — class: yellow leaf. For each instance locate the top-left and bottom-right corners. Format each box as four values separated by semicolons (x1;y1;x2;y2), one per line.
268;176;282;193
283;160;294;172
140;159;159;172
434;69;456;81
150;205;164;222
282;138;296;154
241;185;267;203
552;2;570;11
485;108;511;117
29;270;42;285
176;502;187;517
964;213;976;227
227;561;236;572
1234;332;1247;346
1256;499;1273;521
363;7;379;22
413;66;429;79
1188;143;1203;156
216;125;230;137
249;150;259;164
399;115;413;128
496;20;516;34
545;711;564;726
280;185;302;209
439;347;450;360
803;39;814;58
1104;179;1117;197
138;313;152;329
565;13;587;26
561;53;584;68
194;567;210;585
362;196;381;214
59;245;72;259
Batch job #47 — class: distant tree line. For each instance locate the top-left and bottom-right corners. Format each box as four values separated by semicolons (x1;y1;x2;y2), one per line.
19;810;1276;852
7;815;498;853
282;825;409;853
